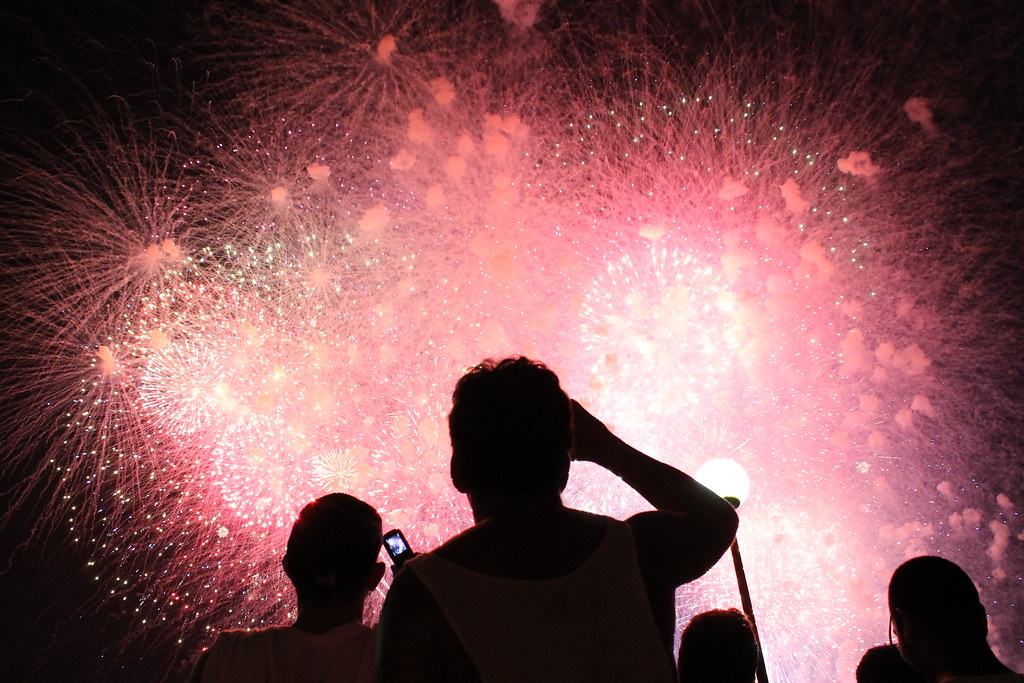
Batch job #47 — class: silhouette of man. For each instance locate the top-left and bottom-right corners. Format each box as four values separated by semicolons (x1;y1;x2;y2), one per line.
677;608;758;683
191;493;385;683
376;357;738;682
888;555;1024;683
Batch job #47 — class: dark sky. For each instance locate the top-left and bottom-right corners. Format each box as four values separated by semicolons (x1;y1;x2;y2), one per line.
1;5;202;680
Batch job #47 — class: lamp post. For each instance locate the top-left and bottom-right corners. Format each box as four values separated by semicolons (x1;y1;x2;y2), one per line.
695;459;770;683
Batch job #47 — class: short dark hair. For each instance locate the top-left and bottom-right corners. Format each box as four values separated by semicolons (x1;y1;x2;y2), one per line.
856;644;926;683
283;493;382;604
448;357;572;496
677;608;758;683
888;555;986;638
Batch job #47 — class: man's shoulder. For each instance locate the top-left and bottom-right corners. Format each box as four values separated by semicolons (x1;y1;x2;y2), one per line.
431;510;614;574
211;622;374;654
385;561;435;602
431;525;478;559
210;625;291;647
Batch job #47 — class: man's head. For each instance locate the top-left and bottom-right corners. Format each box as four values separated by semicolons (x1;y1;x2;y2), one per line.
888;555;988;674
282;493;383;605
856;644;926;683
677;608;758;683
448;357;572;497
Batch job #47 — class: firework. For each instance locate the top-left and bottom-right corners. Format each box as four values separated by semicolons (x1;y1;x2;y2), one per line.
2;1;1022;680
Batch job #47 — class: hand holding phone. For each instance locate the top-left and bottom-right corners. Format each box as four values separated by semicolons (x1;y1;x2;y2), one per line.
383;529;416;570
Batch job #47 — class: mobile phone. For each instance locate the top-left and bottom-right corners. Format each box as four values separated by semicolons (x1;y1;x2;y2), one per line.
383;529;415;569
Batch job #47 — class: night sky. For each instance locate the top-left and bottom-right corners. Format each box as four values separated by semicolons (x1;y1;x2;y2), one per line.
1;1;1022;681
1;5;204;679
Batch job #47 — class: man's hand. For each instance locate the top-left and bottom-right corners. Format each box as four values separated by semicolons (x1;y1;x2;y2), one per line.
569;399;616;464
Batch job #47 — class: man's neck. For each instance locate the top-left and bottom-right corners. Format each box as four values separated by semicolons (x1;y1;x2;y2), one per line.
468;489;566;524
292;599;364;634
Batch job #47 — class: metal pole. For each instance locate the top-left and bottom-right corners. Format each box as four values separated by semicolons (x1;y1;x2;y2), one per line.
723;495;769;683
730;536;770;683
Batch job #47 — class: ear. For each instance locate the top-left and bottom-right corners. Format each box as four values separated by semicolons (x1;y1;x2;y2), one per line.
970;601;989;639
892;608;908;641
281;552;293;579
556;453;570;493
451;452;469;493
365;561;386;592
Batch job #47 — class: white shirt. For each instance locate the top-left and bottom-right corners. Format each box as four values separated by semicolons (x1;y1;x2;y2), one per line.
200;621;374;683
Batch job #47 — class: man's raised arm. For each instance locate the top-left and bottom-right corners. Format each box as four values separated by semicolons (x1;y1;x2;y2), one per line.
570;399;738;585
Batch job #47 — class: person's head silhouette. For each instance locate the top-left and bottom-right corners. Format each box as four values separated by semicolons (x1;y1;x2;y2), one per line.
448;357;572;499
856;644;926;682
283;493;385;628
888;555;1019;681
677;608;758;683
190;493;385;682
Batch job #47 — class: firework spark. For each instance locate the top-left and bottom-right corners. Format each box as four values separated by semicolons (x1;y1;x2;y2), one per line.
2;1;1022;680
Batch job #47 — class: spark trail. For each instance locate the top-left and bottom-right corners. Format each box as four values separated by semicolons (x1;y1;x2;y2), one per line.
1;1;1022;680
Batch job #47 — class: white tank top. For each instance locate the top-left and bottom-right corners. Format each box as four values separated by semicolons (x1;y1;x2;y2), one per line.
408;517;677;683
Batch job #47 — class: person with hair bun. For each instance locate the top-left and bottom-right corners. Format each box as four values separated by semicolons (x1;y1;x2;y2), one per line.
191;493;385;683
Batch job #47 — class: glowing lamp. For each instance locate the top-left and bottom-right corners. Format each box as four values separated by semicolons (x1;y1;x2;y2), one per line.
695;458;750;507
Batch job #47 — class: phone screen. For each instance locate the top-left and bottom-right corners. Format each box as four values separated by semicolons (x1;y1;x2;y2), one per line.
385;532;409;556
383;529;414;570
